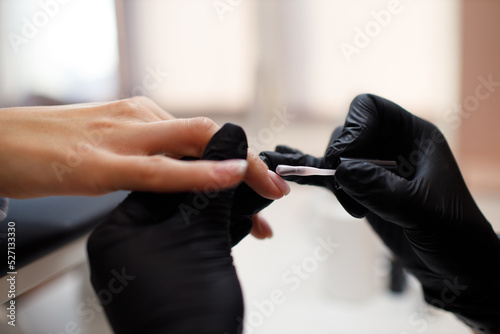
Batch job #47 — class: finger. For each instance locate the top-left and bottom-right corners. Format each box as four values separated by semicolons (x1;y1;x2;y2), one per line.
98;153;248;194
113;117;221;157
275;145;304;155
259;150;323;170
143;118;291;200
250;214;273;239
325;94;416;168
196;124;249;220
323;95;409;218
325;94;381;167
244;149;290;200
328;124;369;218
259;150;327;188
335;161;418;228
107;118;287;200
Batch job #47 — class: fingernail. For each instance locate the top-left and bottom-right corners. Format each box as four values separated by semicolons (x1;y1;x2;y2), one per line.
213;159;248;178
268;170;290;196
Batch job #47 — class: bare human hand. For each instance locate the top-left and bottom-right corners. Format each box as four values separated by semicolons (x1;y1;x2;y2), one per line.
0;96;289;201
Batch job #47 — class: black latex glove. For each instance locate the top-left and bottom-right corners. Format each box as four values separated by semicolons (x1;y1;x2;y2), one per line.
260;126;370;218
261;94;500;333
87;123;272;334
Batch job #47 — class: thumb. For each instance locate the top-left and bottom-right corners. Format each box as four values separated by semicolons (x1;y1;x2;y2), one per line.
335;161;415;228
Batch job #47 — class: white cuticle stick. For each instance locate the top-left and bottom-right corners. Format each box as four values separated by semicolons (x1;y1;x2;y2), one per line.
276;165;336;177
276;159;398;177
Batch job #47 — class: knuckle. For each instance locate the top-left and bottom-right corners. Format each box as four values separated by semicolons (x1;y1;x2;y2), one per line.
185;117;219;156
114;98;138;116
129;95;153;107
188;117;218;134
110;97;153;120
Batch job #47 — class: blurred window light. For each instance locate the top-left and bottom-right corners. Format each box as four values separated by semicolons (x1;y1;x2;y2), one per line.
280;0;461;123
1;0;460;125
119;0;257;114
0;0;119;105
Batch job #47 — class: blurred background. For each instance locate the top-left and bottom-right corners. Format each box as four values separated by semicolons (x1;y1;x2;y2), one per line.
0;0;499;333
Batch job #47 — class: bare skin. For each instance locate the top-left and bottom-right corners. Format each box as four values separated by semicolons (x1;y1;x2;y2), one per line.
0;96;287;238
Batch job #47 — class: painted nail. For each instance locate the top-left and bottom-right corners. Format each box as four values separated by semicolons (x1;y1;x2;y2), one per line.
213;159;248;178
268;170;291;196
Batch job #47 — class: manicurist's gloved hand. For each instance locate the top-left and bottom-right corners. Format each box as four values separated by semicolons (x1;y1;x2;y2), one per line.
87;123;274;334
261;94;500;333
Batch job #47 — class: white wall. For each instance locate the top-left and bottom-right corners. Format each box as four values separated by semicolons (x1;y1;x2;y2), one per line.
0;0;119;105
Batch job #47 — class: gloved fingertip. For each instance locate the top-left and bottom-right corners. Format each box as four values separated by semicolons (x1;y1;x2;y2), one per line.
258;151;275;170
203;123;248;161
275;145;302;154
